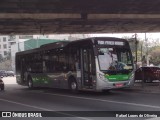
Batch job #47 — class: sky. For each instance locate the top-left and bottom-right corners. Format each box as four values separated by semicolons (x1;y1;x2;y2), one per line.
90;33;160;42
24;33;160;43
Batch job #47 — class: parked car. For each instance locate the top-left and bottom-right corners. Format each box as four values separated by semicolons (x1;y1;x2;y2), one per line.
0;79;4;90
0;70;7;77
5;71;14;77
135;66;160;82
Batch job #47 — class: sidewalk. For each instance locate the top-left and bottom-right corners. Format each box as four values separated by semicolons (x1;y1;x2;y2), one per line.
131;82;160;93
2;76;17;84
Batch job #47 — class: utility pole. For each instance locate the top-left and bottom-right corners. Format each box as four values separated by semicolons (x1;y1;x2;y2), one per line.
141;41;143;63
145;33;149;66
135;33;138;69
18;40;21;52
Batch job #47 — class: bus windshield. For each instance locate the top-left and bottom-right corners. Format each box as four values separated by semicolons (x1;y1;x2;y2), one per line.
98;47;133;72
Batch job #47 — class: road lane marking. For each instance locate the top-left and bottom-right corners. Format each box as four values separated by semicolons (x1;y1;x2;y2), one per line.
0;98;92;120
31;91;160;110
0;98;52;111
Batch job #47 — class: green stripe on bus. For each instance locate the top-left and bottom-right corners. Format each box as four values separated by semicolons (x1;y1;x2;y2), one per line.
32;76;49;84
105;74;130;82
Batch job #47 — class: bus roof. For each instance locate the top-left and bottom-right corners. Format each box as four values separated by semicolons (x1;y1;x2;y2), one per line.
40;41;69;49
16;41;69;55
16;37;127;55
71;37;127;41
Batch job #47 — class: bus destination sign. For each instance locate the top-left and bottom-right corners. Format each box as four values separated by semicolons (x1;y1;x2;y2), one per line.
98;41;124;46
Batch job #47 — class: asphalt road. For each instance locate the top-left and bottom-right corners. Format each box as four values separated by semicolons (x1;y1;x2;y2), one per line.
0;77;160;120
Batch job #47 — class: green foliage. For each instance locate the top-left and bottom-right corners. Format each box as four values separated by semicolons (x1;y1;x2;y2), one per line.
6;51;11;60
132;51;143;62
149;46;160;65
125;37;144;62
123;35;160;65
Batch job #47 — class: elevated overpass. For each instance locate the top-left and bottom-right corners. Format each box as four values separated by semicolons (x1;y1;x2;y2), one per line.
1;0;160;34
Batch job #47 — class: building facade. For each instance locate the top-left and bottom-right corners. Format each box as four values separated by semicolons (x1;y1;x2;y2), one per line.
0;35;17;58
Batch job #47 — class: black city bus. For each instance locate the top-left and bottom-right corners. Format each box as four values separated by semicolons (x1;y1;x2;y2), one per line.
16;37;134;92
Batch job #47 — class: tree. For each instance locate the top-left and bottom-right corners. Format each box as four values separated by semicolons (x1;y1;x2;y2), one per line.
6;51;11;60
123;36;145;62
123;35;160;66
149;46;160;65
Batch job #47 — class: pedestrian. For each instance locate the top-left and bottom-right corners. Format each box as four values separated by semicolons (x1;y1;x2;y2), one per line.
142;55;147;67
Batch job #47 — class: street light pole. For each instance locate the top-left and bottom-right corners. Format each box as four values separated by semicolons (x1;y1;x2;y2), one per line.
18;40;21;52
135;33;138;69
141;41;143;64
145;33;149;66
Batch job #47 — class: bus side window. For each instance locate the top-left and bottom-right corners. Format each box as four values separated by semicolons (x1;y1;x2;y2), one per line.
68;46;80;71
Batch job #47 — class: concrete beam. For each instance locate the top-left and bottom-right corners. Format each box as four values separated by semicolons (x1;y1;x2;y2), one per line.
0;13;81;19
88;14;160;19
1;13;160;20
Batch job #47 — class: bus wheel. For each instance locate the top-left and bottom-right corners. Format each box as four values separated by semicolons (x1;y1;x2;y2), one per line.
102;90;110;94
1;85;4;91
28;77;33;89
146;77;152;83
69;78;78;93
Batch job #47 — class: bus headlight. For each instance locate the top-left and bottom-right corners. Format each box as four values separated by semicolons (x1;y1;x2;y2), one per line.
128;72;135;86
98;73;105;80
129;72;134;80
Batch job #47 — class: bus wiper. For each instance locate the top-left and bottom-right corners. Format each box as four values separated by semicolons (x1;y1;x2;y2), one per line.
117;70;130;74
106;70;117;75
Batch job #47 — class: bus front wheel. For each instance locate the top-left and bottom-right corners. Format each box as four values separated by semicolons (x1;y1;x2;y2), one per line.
28;77;33;89
69;78;78;93
1;85;4;91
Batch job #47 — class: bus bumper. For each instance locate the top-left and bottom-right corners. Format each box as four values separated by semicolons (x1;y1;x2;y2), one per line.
96;78;134;91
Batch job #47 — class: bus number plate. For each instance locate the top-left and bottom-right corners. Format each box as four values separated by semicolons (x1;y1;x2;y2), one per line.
115;83;123;87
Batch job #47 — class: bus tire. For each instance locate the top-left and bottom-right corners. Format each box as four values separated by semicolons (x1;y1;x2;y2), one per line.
145;77;152;83
69;78;78;93
28;77;34;89
102;89;110;94
1;85;4;91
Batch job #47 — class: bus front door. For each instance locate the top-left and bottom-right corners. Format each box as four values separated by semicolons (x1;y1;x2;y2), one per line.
20;59;25;82
81;48;93;88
